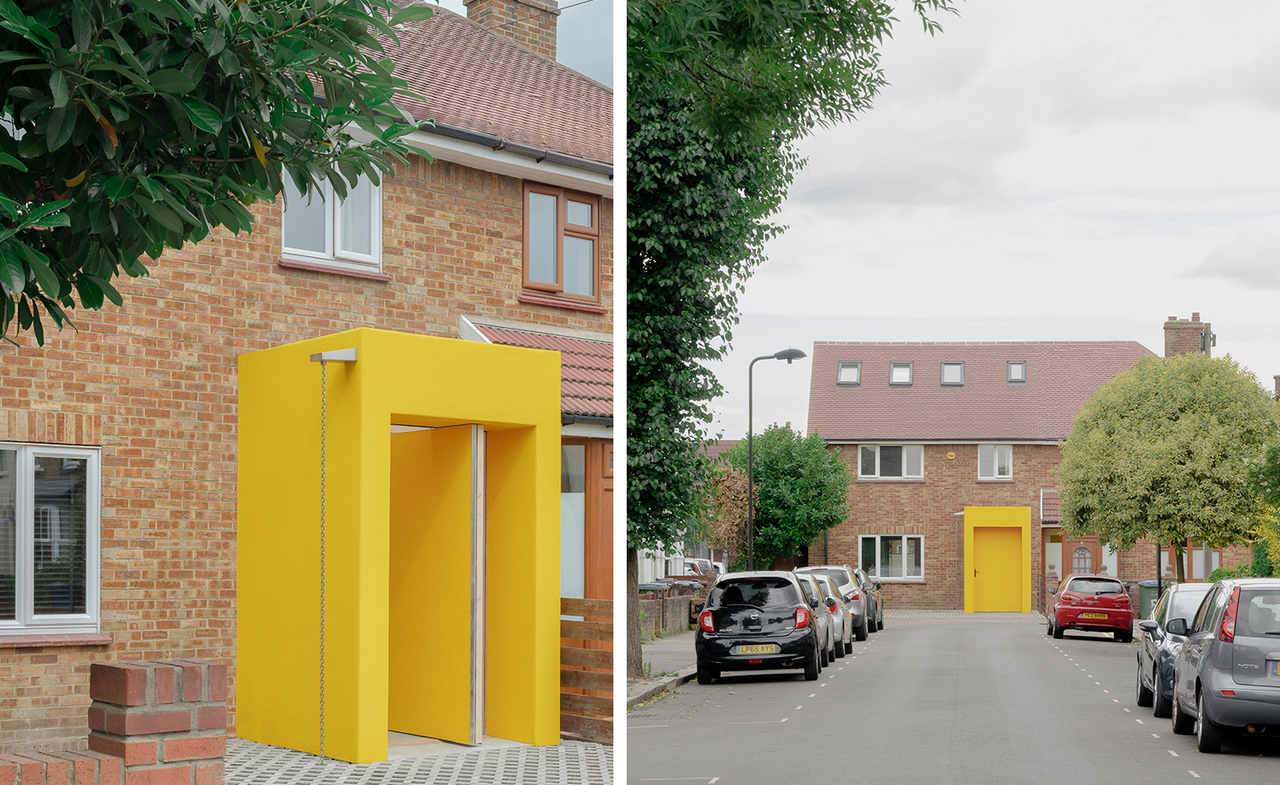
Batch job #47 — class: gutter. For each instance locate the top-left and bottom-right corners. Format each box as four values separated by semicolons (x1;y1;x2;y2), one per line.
562;414;613;427
419;121;613;179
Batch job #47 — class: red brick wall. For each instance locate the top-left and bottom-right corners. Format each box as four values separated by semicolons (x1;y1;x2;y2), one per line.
464;0;559;61
0;153;612;752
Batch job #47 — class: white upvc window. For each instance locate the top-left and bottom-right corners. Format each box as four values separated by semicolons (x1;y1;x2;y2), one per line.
0;443;100;635
281;173;382;272
861;534;924;580
978;444;1013;480
1008;361;1026;384
859;445;924;479
941;361;964;386
837;361;861;386
889;361;913;386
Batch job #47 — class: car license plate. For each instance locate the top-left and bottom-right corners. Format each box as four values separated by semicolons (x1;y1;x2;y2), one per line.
1080;612;1108;620
736;644;778;655
1270;661;1280;678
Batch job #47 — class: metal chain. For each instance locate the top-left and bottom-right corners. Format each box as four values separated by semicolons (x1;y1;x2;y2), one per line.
319;359;327;761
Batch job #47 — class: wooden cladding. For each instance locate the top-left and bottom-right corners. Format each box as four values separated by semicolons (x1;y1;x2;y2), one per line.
560;597;612;744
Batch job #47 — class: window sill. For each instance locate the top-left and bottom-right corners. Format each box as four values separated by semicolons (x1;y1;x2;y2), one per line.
278;257;392;282
977;478;1015;483
857;477;925;483
518;292;608;314
0;632;113;650
875;578;926;584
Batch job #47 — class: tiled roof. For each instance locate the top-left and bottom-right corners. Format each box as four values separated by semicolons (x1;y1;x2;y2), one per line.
807;341;1154;442
477;326;611;419
1041;490;1060;522
387;8;612;165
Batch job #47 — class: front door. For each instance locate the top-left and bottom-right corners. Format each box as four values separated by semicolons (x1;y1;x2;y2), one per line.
388;424;486;745
973;526;1022;612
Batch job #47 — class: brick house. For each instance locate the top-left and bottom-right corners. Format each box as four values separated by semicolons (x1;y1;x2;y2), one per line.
804;314;1249;612
0;0;611;757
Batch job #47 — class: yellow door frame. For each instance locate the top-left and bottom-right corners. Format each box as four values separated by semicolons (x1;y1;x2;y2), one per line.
962;507;1032;613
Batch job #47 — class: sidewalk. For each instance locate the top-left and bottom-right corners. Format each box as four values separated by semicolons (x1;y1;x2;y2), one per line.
625;609;1047;709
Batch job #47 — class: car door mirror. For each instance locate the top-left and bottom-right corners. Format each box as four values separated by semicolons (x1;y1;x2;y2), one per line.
1049;587;1057;595
826;598;838;611
693;602;705;614
1166;617;1188;636
808;597;819;609
1137;619;1158;634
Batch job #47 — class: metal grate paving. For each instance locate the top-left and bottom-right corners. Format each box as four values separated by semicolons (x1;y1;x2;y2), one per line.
226;737;613;785
885;609;1044;619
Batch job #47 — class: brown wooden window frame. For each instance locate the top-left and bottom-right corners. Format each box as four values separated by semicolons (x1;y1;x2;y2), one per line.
522;182;602;305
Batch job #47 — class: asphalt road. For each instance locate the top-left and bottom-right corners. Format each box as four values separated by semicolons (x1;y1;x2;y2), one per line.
627;618;1280;784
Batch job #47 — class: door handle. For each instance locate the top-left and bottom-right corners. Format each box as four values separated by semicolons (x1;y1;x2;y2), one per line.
973;569;978;577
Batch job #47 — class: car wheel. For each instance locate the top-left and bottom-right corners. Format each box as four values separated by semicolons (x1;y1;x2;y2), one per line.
1196;691;1222;753
1136;661;1154;707
1047;616;1054;636
1117;627;1133;644
1171;692;1195;735
1152;665;1173;718
834;638;845;658
1052;616;1064;639
877;615;884;631
820;641;829;667
804;656;819;681
696;664;717;685
855;617;869;641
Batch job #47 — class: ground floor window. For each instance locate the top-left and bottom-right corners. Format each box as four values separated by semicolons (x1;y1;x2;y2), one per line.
0;443;100;635
861;534;923;580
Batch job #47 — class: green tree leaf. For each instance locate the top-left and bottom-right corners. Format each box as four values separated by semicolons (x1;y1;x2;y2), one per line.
149;68;196;95
179;98;222;134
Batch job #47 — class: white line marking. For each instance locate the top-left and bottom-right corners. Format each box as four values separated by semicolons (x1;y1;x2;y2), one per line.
1137;719;1144;724
1113;699;1120;703
1189;771;1200;778
780;717;788;722
1152;734;1160;738
795;706;803;711
1124;708;1131;712
1103;690;1110;693
809;694;816;698
1169;750;1179;757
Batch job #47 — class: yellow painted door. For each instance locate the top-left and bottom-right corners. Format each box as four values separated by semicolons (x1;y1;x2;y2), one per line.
388;425;485;745
973;527;1021;612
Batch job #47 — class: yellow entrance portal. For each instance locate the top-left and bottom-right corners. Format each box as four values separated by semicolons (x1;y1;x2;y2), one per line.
237;328;561;763
963;507;1032;613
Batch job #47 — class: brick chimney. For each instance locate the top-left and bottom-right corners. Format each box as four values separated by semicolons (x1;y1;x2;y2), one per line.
464;0;559;60
1163;313;1214;358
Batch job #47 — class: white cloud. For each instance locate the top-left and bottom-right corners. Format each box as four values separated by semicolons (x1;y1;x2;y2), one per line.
1184;230;1280;289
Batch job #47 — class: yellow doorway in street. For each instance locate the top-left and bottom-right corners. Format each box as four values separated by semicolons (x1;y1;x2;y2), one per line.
963;507;1031;613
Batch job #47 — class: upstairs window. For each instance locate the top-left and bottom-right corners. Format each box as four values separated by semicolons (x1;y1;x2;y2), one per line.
1008;361;1026;384
282;173;382;273
523;183;601;304
978;444;1012;479
889;362;913;386
859;445;923;479
941;362;964;386
837;361;861;386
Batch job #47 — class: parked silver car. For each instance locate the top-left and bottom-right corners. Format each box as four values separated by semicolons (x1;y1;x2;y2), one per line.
797;565;876;640
812;573;852;658
1168;578;1280;752
794;573;836;668
1136;581;1213;717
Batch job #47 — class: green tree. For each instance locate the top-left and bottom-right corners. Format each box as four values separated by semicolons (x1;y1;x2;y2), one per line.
1058;353;1280;582
721;425;850;566
1;0;433;345
1248;442;1280;572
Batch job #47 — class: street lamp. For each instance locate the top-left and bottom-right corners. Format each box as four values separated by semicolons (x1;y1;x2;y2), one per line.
747;347;807;571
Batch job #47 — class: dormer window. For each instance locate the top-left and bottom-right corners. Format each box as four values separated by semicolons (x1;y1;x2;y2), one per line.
837;361;861;386
889;362;913;386
1008;361;1026;384
941;362;964;386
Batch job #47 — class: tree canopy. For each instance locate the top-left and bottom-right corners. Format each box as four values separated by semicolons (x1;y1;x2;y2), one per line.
721;425;851;567
1058;353;1280;580
1;0;433;345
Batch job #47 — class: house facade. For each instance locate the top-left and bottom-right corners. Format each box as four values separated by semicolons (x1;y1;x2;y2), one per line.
0;0;611;756
805;314;1249;612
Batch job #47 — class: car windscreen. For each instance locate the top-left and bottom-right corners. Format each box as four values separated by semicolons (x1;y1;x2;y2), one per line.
1067;578;1125;595
1236;590;1280;636
710;578;798;609
1166;586;1212;625
806;569;853;591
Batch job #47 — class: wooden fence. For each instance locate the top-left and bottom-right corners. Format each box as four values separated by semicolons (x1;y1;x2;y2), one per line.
560;597;612;744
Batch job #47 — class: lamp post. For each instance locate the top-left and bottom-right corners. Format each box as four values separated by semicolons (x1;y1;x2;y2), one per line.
747;347;807;571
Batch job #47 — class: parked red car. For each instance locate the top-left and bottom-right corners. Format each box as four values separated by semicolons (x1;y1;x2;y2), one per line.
1049;574;1134;642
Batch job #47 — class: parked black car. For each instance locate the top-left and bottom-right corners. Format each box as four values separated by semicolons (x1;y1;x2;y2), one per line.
695;571;821;684
1136;581;1213;717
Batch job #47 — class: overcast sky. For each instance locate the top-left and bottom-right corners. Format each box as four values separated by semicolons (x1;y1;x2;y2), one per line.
433;0;612;86
706;0;1280;442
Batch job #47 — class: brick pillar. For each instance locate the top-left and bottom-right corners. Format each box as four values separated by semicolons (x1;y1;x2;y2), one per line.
88;660;228;785
464;0;559;60
1163;313;1212;358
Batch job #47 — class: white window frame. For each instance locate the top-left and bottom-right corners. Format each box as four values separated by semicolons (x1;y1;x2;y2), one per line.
281;173;382;273
858;444;924;479
860;534;924;581
837;361;861;386
978;444;1013;480
1008;361;1026;384
0;443;101;636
